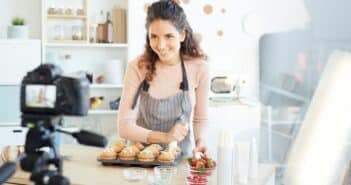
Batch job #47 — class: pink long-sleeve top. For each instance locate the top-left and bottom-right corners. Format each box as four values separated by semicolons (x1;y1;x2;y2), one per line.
117;56;209;143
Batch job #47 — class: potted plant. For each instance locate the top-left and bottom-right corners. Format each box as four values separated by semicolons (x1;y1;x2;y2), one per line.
7;17;29;39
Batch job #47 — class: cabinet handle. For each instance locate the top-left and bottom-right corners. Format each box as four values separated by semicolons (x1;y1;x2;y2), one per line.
12;129;22;133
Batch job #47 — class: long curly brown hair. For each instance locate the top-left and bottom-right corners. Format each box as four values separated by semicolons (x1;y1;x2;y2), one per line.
139;0;207;81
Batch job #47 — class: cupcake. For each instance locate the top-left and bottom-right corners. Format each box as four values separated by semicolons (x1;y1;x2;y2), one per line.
137;148;155;162
145;144;163;156
113;139;126;153
118;147;136;161
99;147;117;160
158;151;175;163
133;142;145;150
129;145;141;153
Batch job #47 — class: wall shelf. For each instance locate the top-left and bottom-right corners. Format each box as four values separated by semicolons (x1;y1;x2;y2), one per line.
88;110;118;115
47;14;87;20
45;42;128;48
47;40;88;44
90;84;123;88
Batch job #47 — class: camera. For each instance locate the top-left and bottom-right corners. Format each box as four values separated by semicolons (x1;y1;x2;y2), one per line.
15;63;105;185
0;64;106;185
20;63;90;116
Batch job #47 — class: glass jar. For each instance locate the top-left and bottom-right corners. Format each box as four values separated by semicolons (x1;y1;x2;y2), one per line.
76;8;85;16
65;7;74;15
72;25;83;40
56;6;65;15
53;25;65;40
89;24;97;43
47;6;56;15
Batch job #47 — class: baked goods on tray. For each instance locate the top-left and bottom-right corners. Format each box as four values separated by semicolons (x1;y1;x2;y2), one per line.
98;139;182;166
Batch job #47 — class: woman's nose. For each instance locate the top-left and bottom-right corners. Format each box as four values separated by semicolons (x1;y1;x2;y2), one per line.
157;39;166;50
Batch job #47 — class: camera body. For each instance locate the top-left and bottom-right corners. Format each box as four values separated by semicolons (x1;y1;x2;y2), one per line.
20;63;90;117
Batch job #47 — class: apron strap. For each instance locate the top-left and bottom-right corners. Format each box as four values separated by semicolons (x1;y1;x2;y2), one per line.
131;59;189;109
132;80;148;109
179;59;189;91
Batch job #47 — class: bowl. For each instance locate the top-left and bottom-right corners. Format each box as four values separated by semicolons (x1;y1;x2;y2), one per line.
123;167;147;182
188;166;215;177
186;175;208;185
153;165;177;185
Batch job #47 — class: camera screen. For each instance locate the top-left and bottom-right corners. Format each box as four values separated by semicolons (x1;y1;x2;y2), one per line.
25;85;56;108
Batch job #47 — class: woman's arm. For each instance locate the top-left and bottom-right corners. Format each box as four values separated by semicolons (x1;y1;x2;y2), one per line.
117;60;152;142
193;61;210;153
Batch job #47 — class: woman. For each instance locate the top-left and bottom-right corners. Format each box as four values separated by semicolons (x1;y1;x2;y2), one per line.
118;0;209;157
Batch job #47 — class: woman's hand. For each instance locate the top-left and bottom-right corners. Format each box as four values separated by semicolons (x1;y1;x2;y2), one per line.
193;138;209;157
166;123;189;142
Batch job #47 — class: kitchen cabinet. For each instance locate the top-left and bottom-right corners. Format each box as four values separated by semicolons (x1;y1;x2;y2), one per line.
0;40;41;85
0;126;26;149
0;40;41;148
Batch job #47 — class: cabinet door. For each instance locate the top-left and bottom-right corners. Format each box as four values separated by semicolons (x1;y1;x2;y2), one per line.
0;126;26;148
0;40;41;84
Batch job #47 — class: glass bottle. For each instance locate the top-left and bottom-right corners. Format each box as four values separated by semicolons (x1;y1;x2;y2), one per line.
97;10;105;43
105;12;113;43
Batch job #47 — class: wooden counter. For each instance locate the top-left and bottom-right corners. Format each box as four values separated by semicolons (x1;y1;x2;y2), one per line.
6;145;275;185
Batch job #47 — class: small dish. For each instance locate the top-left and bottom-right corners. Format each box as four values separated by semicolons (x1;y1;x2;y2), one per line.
123;167;147;182
186;175;208;185
153;165;177;185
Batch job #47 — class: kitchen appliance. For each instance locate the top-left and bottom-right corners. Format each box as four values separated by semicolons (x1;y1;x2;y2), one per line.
209;75;247;102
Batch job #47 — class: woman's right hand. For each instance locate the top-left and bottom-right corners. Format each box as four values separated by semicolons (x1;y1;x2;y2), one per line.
166;123;189;142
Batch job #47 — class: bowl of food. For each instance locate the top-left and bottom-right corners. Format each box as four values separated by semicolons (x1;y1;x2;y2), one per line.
187;154;216;177
186;175;208;185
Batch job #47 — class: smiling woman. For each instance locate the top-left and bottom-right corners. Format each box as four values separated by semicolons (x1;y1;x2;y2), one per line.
117;0;210;158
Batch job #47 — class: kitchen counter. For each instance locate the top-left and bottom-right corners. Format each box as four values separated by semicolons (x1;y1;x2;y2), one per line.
6;145;276;185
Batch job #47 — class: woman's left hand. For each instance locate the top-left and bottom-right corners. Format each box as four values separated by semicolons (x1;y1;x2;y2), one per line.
193;138;209;157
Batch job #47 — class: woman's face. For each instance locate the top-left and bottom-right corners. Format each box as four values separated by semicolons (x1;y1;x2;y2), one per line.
148;19;185;64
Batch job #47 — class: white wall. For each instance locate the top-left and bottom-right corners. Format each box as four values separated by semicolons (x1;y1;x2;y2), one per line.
0;0;42;39
128;0;310;99
0;0;311;98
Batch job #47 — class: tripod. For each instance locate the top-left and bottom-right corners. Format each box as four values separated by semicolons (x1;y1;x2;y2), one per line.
0;114;107;185
19;114;68;185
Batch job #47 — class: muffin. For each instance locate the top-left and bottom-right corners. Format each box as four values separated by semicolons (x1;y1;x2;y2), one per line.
129;145;141;153
113;139;125;153
133;142;145;150
150;144;163;151
158;151;175;163
137;148;155;162
118;147;136;161
145;144;163;156
99;147;117;160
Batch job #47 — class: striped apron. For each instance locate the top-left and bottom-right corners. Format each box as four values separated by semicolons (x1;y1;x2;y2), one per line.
132;60;192;155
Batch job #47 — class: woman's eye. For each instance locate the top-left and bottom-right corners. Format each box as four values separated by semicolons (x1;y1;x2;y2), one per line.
166;35;174;39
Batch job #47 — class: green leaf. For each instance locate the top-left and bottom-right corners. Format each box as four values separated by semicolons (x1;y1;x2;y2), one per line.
12;17;25;25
